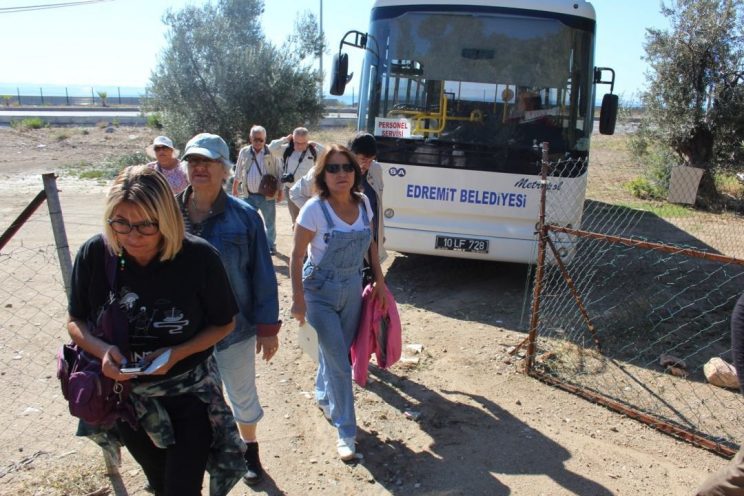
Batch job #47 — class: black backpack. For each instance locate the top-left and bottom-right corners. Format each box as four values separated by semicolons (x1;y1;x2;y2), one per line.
282;141;318;170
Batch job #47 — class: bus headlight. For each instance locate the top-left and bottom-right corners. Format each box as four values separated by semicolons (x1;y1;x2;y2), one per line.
384;208;394;219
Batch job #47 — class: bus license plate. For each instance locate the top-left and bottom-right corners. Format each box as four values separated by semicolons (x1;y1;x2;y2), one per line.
435;236;489;253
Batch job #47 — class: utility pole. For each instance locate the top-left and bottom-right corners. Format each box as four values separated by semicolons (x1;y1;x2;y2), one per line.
318;0;324;101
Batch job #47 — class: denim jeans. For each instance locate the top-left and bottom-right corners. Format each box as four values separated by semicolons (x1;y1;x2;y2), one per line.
306;269;364;439
243;194;276;249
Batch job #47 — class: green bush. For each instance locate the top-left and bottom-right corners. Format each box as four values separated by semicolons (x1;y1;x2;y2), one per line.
54;131;70;142
66;152;149;181
714;171;744;199
115;152;149;168
624;177;665;200
146;113;163;129
625;132;676;200
10;117;47;130
97;91;108;107
627;131;649;159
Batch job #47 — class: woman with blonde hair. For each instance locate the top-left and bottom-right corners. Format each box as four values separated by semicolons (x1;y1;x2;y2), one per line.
67;165;245;495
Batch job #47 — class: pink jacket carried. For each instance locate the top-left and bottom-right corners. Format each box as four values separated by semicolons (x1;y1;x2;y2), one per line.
351;284;402;387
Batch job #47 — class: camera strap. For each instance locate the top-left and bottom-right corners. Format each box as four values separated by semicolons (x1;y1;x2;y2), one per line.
283;148;308;176
248;148;265;176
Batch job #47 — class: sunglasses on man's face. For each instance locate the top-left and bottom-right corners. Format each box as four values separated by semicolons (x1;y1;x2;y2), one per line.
325;163;355;174
154;145;170;152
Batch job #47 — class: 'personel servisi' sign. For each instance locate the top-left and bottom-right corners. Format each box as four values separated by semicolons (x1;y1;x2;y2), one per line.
374;117;412;138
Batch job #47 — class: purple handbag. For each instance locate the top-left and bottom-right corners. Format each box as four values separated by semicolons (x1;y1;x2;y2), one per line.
57;251;134;427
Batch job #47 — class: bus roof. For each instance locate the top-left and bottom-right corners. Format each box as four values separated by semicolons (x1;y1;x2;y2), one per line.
371;0;596;20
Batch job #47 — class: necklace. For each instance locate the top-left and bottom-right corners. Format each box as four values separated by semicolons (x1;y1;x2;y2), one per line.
190;194;212;215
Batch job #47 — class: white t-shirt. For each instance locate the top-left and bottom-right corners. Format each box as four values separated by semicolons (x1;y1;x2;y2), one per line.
296;195;374;265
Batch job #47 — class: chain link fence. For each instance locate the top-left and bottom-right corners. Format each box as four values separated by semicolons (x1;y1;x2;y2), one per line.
524;146;744;456
0;177;107;491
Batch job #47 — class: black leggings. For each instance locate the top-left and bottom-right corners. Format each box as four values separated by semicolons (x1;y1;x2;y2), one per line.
117;394;213;496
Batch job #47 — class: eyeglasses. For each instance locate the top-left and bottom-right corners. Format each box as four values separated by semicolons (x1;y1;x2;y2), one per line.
186;156;218;166
153;145;170;152
108;219;160;236
326;163;355;174
251;137;265;142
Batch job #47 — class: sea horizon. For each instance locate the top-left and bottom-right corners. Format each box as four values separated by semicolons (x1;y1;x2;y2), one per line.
0;83;148;98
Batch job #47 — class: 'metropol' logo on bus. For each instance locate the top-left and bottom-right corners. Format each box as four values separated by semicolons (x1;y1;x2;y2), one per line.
389;167;407;177
514;177;563;191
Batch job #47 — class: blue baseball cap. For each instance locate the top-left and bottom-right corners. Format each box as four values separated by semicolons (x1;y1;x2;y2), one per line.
183;133;232;164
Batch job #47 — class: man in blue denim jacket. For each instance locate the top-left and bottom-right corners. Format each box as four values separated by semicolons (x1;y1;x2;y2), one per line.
176;133;281;487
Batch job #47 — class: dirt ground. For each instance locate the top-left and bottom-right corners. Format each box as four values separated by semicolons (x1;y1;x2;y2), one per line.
0;126;732;495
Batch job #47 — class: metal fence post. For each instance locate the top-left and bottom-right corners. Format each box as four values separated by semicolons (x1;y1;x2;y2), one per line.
525;142;550;373
39;87;44;106
42;172;124;477
17;87;21;106
42;173;72;294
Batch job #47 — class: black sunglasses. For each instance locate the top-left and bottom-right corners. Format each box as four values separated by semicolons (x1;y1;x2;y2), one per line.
326;163;355;174
153;145;171;151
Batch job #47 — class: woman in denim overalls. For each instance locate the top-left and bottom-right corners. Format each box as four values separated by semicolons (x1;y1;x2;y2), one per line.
290;145;387;461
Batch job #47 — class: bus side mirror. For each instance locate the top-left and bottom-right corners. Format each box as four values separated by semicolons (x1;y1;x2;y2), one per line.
599;93;618;135
330;52;353;96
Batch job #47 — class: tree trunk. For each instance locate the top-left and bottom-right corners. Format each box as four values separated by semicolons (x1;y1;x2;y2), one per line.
679;126;719;208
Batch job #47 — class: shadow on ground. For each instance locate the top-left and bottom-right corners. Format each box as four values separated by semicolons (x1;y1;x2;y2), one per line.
357;367;613;495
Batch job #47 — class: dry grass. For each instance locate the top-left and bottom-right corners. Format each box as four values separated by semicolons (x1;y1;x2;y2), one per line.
2;454;111;496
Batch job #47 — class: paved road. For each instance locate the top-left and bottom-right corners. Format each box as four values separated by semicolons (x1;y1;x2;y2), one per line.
0;109;358;127
0;110;141;118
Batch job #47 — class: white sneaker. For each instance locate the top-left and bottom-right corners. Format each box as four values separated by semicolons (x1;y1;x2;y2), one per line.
336;437;356;461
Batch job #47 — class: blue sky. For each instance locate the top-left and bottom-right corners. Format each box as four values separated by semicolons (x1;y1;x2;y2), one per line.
1;0;667;101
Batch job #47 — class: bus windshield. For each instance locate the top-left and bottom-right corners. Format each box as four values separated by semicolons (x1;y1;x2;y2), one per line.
360;8;595;174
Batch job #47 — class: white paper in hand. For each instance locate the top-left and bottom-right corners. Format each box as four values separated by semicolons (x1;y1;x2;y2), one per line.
143;348;171;374
298;322;319;363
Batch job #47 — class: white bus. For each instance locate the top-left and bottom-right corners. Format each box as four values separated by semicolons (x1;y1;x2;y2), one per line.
330;0;617;264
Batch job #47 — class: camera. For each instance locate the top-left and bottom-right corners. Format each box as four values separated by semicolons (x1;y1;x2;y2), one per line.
281;172;295;183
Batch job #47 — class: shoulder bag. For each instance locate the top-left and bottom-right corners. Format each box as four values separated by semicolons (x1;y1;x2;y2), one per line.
251;148;279;197
57;251;134;427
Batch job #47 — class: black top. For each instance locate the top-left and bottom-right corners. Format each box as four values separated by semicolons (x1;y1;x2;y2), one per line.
362;174;379;240
68;233;238;379
731;293;744;394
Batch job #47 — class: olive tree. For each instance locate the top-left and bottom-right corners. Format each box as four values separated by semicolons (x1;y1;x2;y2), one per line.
146;0;324;156
640;0;744;203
